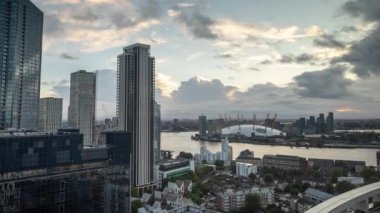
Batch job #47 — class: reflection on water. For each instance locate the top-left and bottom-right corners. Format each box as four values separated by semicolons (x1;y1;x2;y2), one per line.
161;132;380;166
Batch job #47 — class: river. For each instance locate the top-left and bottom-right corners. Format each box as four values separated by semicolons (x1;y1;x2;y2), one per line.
161;132;380;166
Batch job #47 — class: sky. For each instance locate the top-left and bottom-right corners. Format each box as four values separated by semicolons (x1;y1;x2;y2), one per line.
33;0;380;120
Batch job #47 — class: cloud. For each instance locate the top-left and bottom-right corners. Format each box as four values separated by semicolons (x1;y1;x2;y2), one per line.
280;53;317;64
342;0;380;22
60;52;79;60
156;72;179;97
35;0;162;53
214;53;233;59
332;0;380;77
293;66;353;99
170;7;217;39
186;52;204;61
313;34;346;49
170;77;236;102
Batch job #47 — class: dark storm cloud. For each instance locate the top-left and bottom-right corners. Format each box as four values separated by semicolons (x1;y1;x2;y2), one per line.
170;6;217;39
313;34;346;49
170;77;236;102
60;53;79;60
342;0;380;22
279;53;317;64
333;27;380;77
332;0;380;77
293;66;353;99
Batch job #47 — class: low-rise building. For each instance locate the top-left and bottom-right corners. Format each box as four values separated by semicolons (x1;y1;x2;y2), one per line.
251;187;275;208
216;187;275;212
156;160;195;189
308;158;335;176
304;188;334;204
337;177;364;186
236;162;257;177
263;155;307;173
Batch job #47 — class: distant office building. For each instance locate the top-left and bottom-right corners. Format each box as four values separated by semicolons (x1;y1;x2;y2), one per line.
111;117;119;129
263;155;307;173
309;116;316;127
299;117;306;133
154;101;161;163
104;118;112;129
317;113;325;133
236;162;257;177
68;70;96;146
0;0;43;130
199;115;207;136
173;118;179;131
335;160;365;173
39;97;62;133
117;43;155;188
326;112;334;133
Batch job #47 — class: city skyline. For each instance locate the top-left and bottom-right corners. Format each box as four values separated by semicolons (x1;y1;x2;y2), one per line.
32;0;380;120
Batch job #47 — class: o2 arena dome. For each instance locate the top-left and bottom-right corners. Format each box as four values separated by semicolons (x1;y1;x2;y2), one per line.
221;124;285;137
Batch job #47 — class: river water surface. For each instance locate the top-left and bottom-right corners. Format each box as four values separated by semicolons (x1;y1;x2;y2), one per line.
161;132;380;166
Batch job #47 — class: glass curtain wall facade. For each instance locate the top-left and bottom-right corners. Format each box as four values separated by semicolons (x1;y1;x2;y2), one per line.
0;0;43;130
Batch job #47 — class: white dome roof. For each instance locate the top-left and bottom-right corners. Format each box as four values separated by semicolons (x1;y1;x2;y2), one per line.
221;124;284;137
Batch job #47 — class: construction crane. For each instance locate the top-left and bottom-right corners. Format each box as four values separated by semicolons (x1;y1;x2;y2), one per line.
270;113;277;136
265;113;270;137
253;114;256;131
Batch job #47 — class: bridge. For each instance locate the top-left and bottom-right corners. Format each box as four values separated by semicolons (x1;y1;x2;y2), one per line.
306;182;380;213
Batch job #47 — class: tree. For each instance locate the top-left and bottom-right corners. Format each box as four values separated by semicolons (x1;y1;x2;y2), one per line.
325;182;334;194
131;186;138;197
178;151;193;159
214;160;225;170
131;200;143;213
239;194;262;213
264;173;274;185
336;181;356;194
249;173;257;183
330;167;347;183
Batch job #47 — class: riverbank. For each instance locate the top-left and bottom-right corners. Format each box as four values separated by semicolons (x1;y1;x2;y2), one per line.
234;139;380;149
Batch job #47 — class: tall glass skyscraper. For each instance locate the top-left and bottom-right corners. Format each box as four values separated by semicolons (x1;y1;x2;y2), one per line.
0;0;43;130
39;97;63;133
68;70;96;146
117;43;155;188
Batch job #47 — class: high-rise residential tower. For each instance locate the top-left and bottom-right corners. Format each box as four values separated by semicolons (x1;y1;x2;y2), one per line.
154;101;161;164
39;97;62;133
199;115;207;136
326;112;334;133
0;0;43;130
68;70;96;145
117;43;155;188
